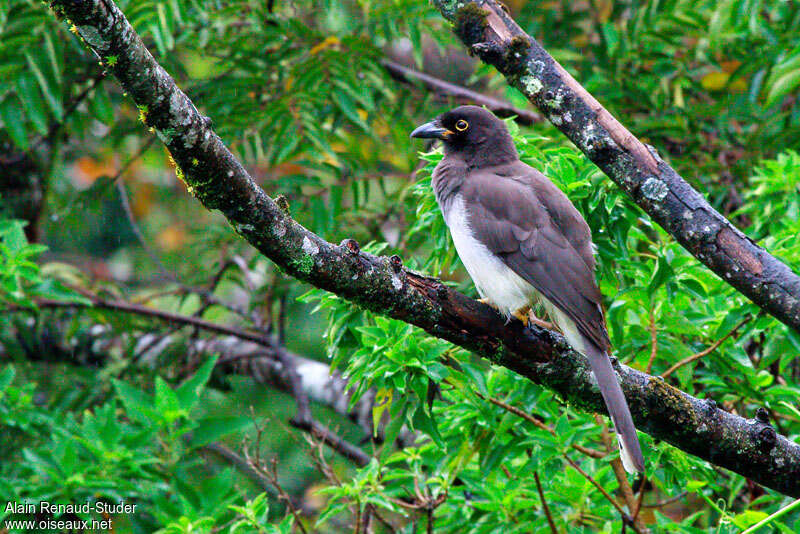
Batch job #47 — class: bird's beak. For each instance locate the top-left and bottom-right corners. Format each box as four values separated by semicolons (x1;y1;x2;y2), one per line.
410;120;452;140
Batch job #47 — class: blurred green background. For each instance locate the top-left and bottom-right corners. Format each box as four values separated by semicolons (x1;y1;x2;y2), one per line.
1;0;800;532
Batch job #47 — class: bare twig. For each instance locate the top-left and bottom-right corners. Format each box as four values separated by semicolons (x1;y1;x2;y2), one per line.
661;316;752;379
6;297;275;348
596;415;650;534
641;492;687;508
292;419;371;468
262;457;310;534
476;391;605;459
201;442;275;496
645;307;658;374
380;59;541;125
117;178;176;281
534;472;560;534
632;476;646;523
564;456;640;532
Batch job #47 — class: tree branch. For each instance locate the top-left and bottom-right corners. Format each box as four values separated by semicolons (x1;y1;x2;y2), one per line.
380;59;541;125
660;315;751;379
49;0;800;497
428;0;800;335
5;296;404;445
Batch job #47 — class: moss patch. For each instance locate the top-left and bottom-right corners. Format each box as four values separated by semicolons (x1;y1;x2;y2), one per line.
455;3;489;45
291;254;314;275
648;377;697;430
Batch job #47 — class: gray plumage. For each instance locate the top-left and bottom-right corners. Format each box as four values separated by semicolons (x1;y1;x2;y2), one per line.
412;106;645;473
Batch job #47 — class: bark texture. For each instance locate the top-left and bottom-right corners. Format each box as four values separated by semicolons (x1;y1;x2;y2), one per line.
48;0;800;496
431;0;800;334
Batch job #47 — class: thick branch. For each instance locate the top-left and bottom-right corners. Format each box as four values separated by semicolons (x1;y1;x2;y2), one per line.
50;0;800;496
429;0;800;334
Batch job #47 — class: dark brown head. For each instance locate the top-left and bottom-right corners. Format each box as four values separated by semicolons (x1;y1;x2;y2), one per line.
410;105;518;166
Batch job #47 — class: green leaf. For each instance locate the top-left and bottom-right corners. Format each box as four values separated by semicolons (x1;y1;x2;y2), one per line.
371;387;392;438
175;355;218;411
332;90;369;132
32;279;93;306
412;405;444;448
112;379;156;424
89;83;114;124
25;51;62;120
647;256;673;297
188;416;254;447
1;220;28;253
0;95;30;150
155;376;184;423
765;69;800;107
17;75;49;135
0;366;15;394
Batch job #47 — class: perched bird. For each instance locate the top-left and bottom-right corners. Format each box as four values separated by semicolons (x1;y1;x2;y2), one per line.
411;106;644;473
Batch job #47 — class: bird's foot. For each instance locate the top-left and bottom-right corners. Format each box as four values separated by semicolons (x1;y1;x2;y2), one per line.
512;305;532;326
527;311;556;331
512;307;558;331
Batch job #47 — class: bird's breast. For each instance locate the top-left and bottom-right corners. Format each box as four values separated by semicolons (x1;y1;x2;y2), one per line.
444;195;535;317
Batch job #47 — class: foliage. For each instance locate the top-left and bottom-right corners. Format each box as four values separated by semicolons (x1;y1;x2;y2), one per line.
0;0;799;532
302;124;800;532
0;358;278;533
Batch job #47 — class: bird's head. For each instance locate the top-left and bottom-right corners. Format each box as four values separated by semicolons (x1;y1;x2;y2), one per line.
410;105;518;165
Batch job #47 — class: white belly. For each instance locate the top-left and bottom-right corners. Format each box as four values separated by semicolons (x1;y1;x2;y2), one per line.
445;195;536;318
444;195;588;355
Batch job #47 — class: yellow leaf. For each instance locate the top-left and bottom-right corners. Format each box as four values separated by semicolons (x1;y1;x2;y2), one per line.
701;71;730;91
157;225;186;251
595;0;614;23
310;36;340;55
372;388;392;438
673;81;685;108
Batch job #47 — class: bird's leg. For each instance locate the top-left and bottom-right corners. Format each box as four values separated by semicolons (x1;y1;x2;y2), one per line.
527;309;556;331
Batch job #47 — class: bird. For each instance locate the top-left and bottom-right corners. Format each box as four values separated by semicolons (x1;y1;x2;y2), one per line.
411;105;644;473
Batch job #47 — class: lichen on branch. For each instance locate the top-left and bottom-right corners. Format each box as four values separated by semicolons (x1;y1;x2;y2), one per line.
48;0;800;497
432;0;800;335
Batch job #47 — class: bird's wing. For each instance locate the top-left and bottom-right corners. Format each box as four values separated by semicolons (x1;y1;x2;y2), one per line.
462;161;611;350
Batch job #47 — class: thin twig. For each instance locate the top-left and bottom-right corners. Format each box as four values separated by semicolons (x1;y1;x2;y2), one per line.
292;419;371;467
645;306;658;374
661;316;752;379
201;442;275;496
564;456;639;531
632;475;646;523
476;391;605;459
534;472;559;534
641;492;687;508
263;457;309;534
595;415;650;534
5;297;276;348
381;59;541;125
116;178;176;282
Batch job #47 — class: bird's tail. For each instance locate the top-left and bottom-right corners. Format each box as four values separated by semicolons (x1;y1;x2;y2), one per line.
582;338;645;473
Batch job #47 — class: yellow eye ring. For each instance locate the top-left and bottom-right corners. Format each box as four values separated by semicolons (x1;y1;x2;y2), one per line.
455;119;469;131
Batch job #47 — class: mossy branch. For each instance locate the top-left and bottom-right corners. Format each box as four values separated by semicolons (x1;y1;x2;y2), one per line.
49;0;800;496
431;0;800;335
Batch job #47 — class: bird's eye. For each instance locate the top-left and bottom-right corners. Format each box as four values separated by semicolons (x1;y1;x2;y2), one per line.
455;119;469;131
